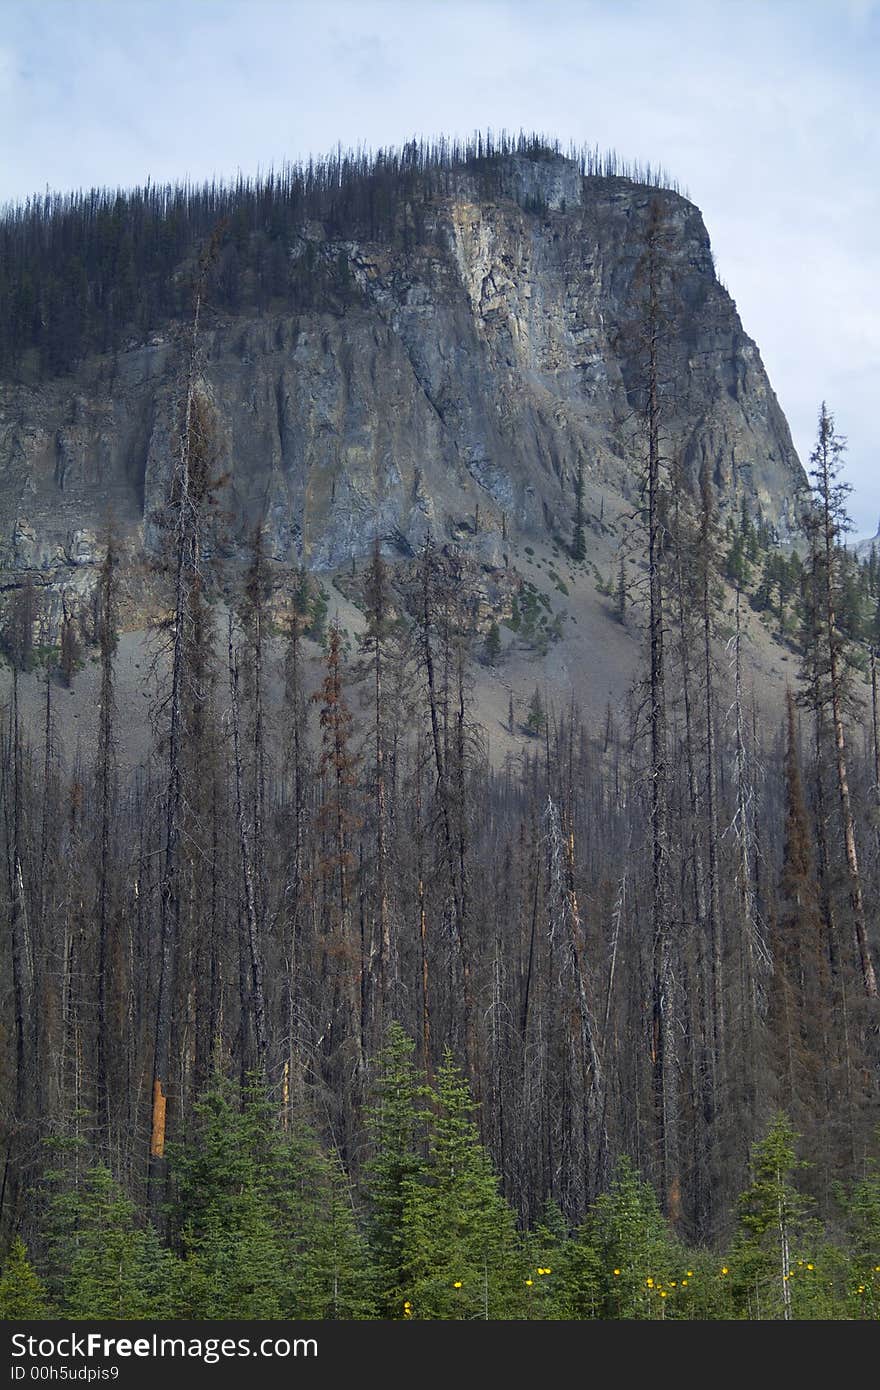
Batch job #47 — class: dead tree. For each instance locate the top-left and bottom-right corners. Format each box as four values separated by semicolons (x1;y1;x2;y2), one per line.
807;406;877;999
95;523;119;1137
227;611;268;1077
148;249;218;1215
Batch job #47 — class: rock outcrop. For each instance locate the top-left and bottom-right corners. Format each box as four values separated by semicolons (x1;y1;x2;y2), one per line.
0;153;805;627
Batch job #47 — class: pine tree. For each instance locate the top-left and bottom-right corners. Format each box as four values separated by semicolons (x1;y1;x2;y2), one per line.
356;540;397;1034
525;686;545;736
841;1148;880;1319
171;1074;286;1320
399;1051;522;1319
2;576;36;671
571;462;587;562
40;1164;179;1319
765;693;829;1145
483;621;502;665
585;1156;680;1318
800;404;877;1000
364;1024;430;1316
523;1198;583;1319
616;555;627;622
59;603;80;687
313;622;364;1150
534;1234;596;1322
0;1237;51;1318
276;1139;374;1319
731;1114;815;1320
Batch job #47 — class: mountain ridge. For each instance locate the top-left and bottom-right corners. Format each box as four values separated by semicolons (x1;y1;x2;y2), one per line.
0;149;805;641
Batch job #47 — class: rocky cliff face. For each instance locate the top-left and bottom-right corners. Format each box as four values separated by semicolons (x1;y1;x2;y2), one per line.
0;154;804;629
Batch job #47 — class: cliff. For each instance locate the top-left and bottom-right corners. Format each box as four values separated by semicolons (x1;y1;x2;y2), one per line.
0;152;804;634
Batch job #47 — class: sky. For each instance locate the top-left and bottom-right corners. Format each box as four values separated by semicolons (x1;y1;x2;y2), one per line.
2;0;879;534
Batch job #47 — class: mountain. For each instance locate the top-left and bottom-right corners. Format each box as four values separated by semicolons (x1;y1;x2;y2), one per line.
854;523;880;560
4;143;880;1263
0;147;803;641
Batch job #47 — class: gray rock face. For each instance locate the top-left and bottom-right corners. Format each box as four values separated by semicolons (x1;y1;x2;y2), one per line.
854;524;880;561
0;156;805;619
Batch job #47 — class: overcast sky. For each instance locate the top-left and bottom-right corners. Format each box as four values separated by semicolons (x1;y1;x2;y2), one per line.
2;0;878;533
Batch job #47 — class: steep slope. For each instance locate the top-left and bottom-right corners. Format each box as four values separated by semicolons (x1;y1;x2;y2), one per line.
0;151;809;750
1;153;802;586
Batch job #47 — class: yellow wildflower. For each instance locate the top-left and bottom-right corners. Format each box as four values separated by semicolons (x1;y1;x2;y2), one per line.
525;1278;533;1287
721;1267;728;1276
613;1268;620;1276
806;1263;814;1271
646;1278;654;1287
686;1271;693;1278
660;1291;667;1298
453;1281;462;1289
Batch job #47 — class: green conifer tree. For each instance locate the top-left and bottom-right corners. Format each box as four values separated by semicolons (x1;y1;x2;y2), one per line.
399;1051;523;1319
571;462;587;561
0;1237;51;1318
41;1165;178;1319
171;1074;286;1319
273;1125;375;1319
725;531;750;587
523;1198;583;1319
585;1157;680;1318
364;1024;431;1316
525;686;545;736
302;1156;375;1319
731;1114;816;1320
840;1146;880;1319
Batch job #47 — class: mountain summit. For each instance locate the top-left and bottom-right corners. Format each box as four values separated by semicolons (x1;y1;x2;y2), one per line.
0;143;803;610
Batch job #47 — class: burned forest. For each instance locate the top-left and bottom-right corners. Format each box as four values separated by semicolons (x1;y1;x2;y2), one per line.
1;139;879;1321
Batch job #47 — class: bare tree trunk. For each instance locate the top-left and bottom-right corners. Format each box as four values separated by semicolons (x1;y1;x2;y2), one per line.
454;638;478;1092
814;407;877;998
642;201;678;1218
228;612;268;1077
149;284;202;1216
871;648;880;804
420;545;475;1080
778;1170;792;1322
284;608;307;1111
731;588;769;1127
7;670;33;1133
545;796;604;1198
96;526;118;1138
813;708;856;1166
699;472;725;1117
414;731;431;1079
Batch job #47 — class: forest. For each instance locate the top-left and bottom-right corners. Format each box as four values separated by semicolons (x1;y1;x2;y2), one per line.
1;144;879;1321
